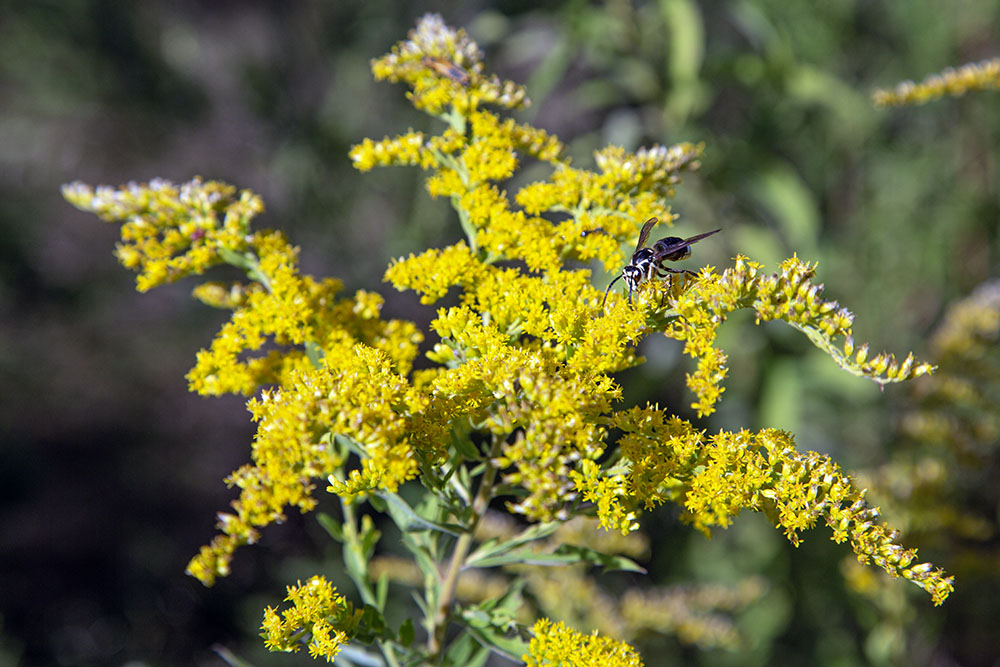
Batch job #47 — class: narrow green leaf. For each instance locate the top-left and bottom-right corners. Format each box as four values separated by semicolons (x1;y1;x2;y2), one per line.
452;434;480;459
746;163;820;255
464;624;530;662
468;543;645;572
465;522;560;567
343;542;368;583
358;515;381;559
411;589;430;618
217;246;254;271
335;433;367;458
368;494;388;513
403;532;441;585
661;0;706;121
443;631;492;667
458;581;525;658
549;544;647;573
491;580;526;615
377;491;461;536
463;608;491;628
465;548;536;569
451;465;473;506
466;537;500;564
315;512;344;543
375;572;389;611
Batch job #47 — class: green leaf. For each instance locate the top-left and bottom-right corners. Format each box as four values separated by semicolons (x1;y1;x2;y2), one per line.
463;608;491;628
376;490;462;536
398;618;415;647
358;515;381;559
468;543;645;572
354;604;389;642
316;512;344;543
217;246;268;284
442;631;492;667
758;359;802;435
452;464;474;507
368;493;388;513
490;580;526;615
217;246;254;271
465;522;560;567
463;624;530;662
343;539;369;583
402;532;441;586
343;515;380;586
375;572;389;611
335;433;367;458
456;586;529;660
549;544;647;573
452;433;481;459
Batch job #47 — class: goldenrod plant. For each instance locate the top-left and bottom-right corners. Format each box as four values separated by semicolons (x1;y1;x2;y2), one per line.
873;57;1000;106
64;14;954;666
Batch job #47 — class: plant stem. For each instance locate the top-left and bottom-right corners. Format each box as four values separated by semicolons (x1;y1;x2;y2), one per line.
426;436;502;659
341;499;402;667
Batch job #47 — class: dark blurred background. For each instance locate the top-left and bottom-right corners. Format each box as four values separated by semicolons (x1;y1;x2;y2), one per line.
1;1;998;665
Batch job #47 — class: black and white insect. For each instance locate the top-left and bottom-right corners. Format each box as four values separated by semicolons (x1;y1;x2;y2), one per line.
602;217;721;307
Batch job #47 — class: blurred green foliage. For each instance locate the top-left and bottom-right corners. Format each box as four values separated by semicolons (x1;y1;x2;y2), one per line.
3;1;998;665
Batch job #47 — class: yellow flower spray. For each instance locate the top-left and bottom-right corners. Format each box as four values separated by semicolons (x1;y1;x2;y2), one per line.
64;14;954;666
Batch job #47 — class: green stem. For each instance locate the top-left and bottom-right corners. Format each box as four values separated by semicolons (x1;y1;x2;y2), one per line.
455;201;478;254
341;499;402;667
341;500;376;606
426;436;503;659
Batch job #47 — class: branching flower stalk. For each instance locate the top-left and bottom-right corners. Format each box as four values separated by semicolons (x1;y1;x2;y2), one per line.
64;14;955;666
428;434;503;658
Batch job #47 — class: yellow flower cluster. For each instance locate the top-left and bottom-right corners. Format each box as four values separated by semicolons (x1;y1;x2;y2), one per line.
66;15;956;635
384;241;484;304
424;308;621;520
525;619;643;667
261;576;359;661
873;57;1000;106
63;178;425;586
349;131;435;172
663;255;933;416
192;337;462;585
587;405;954;605
187;267;421;399
63;178;263;292
351;19;703;283
368;13;528;116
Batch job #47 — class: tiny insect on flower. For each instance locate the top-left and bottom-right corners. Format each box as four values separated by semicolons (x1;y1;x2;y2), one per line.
602;217;721;307
422;56;470;86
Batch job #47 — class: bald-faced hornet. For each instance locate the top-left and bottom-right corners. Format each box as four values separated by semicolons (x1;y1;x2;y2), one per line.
602;217;721;307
